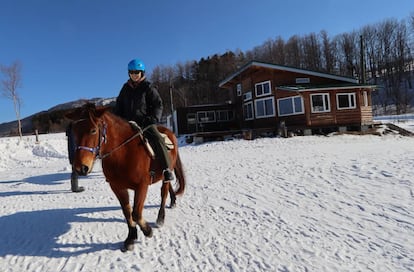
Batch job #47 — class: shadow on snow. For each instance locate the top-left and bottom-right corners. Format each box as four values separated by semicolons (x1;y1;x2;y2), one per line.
0;172;102;197
0;171;164;256
0;206;129;257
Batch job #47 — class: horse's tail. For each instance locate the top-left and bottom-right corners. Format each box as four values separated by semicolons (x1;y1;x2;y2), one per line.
174;152;186;196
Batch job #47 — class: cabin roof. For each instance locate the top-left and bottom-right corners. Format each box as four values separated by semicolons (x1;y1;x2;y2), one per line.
219;60;359;88
277;83;377;92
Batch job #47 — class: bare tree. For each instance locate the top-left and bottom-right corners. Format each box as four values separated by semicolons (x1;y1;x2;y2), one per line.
285;35;302;68
338;32;358;77
0;61;23;138
361;25;378;83
320;30;335;73
262;38;275;63
273;36;286;65
410;11;414;31
302;32;322;71
391;20;412;113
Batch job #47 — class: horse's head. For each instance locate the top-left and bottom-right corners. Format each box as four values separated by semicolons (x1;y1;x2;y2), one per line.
66;103;110;176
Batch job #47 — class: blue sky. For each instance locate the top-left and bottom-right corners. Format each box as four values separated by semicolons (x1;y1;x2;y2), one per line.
1;0;413;123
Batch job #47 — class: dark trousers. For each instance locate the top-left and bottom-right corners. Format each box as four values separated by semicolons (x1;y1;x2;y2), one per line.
66;124;84;192
66;124;76;165
144;125;171;170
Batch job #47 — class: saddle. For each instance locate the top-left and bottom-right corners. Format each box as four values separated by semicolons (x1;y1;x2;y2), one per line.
143;132;174;159
129;121;174;159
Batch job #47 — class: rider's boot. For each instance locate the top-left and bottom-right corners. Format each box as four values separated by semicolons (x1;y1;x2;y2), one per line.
144;125;174;182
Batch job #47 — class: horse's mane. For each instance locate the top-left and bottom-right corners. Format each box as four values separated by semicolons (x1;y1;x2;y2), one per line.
67;103;125;132
96;105;135;132
80;103;129;128
104;109;128;124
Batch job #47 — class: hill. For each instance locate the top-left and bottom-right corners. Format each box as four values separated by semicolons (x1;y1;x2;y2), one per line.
0;98;115;137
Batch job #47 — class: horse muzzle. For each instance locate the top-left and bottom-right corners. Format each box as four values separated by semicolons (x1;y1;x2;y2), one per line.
76;164;90;176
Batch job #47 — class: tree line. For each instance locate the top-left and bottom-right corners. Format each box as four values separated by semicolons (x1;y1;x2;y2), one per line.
151;13;414;115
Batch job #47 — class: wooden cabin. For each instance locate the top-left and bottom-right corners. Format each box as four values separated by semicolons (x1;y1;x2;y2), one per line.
219;61;377;135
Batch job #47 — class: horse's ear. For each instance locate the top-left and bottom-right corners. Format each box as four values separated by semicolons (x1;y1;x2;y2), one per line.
94;105;111;118
64;103;110;120
65;103;96;120
83;103;102;118
65;108;81;120
84;102;97;111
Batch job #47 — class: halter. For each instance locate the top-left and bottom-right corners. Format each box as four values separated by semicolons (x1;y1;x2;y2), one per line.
76;122;107;159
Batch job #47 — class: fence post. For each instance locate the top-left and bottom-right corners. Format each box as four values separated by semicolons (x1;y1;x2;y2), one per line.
35;129;40;144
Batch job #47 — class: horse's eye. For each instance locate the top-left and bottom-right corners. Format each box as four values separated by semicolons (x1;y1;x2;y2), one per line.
90;128;97;135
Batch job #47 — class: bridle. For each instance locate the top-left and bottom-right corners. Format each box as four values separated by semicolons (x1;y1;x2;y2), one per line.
75;119;107;159
75;119;143;160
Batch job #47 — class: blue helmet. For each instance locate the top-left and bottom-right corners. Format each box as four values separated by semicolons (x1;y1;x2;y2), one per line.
128;59;145;72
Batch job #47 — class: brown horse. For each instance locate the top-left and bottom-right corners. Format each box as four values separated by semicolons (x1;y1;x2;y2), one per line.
66;103;185;251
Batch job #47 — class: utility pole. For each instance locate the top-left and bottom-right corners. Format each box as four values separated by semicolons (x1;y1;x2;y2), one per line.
169;81;175;133
169;82;174;114
360;35;366;84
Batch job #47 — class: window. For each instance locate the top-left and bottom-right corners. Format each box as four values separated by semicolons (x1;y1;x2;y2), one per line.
236;84;242;96
243;102;254;120
216;110;234;122
255;97;275;119
197;111;215;123
337;93;356;110
311;93;330;113
255;81;271;97
277;96;304;116
187;113;196;124
243;91;252;101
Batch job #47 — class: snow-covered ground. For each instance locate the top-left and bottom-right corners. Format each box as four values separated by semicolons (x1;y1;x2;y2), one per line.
0;119;413;272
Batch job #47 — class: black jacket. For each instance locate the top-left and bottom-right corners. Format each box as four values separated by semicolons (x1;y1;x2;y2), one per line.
113;80;163;126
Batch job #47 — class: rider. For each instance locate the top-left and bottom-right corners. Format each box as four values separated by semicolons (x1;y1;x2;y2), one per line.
113;58;174;182
66;122;85;192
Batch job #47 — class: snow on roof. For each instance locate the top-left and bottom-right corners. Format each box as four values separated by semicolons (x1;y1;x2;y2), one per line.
219;60;359;88
277;84;377;92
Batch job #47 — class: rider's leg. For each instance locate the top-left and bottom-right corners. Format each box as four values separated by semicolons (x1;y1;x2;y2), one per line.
144;125;174;181
71;166;84;192
66;124;85;193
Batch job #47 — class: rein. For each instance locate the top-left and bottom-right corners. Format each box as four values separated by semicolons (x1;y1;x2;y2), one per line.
77;122;144;160
100;129;143;159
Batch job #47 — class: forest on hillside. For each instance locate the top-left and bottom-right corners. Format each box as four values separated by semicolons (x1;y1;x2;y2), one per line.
151;14;414;116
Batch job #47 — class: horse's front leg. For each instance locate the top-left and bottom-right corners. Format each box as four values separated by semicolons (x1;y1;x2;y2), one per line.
110;185;137;252
132;184;153;238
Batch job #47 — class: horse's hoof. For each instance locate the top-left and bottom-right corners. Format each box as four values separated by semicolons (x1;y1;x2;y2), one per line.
156;218;164;227
121;241;135;252
156;211;165;227
143;227;153;238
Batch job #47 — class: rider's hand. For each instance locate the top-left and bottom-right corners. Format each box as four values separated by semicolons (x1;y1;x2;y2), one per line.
143;116;157;127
